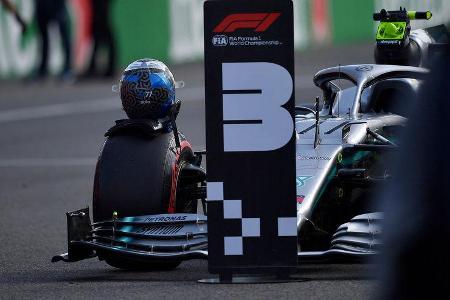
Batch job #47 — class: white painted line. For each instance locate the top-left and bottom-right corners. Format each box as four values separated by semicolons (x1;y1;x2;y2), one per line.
0;75;316;124
177;86;204;100
0;97;121;123
0;158;97;167
0;87;204;123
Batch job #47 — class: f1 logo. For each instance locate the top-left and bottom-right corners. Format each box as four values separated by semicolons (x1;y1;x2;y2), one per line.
222;62;294;152
214;13;281;33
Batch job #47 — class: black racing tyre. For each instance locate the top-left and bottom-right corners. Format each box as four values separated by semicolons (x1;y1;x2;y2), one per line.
92;130;193;270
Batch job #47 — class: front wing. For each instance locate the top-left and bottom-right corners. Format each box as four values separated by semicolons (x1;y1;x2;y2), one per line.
52;208;380;264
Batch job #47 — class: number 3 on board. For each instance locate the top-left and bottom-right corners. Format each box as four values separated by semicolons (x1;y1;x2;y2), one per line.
222;62;294;152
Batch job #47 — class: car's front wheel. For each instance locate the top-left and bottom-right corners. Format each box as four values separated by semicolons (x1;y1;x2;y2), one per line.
93;130;195;270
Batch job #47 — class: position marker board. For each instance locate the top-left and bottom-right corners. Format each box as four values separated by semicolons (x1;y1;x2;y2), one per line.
204;0;297;277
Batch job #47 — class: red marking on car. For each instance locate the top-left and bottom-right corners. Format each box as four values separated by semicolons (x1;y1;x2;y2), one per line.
213;13;281;33
168;140;192;213
297;195;305;204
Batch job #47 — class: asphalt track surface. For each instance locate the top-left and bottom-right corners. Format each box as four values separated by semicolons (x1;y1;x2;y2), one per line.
0;43;380;299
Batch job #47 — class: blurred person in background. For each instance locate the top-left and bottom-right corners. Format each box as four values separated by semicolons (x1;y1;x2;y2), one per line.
0;0;27;33
34;0;72;81
380;46;450;299
83;0;116;79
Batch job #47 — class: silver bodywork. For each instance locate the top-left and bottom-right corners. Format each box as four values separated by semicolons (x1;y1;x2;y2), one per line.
295;64;427;251
410;28;434;67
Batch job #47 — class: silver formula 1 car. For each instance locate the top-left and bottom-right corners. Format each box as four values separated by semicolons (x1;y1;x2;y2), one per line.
53;9;448;270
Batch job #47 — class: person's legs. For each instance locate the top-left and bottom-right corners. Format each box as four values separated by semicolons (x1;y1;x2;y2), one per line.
55;7;71;74
86;0;102;76
36;13;49;76
87;28;99;75
103;0;116;77
104;25;116;77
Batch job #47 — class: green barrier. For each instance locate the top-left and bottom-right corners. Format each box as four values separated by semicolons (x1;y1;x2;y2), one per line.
112;0;170;66
0;0;448;77
329;0;374;44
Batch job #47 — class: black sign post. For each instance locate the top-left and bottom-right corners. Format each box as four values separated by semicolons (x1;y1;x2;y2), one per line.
203;0;297;282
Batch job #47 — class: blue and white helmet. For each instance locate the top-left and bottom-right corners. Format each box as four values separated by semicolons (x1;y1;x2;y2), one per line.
120;59;176;120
